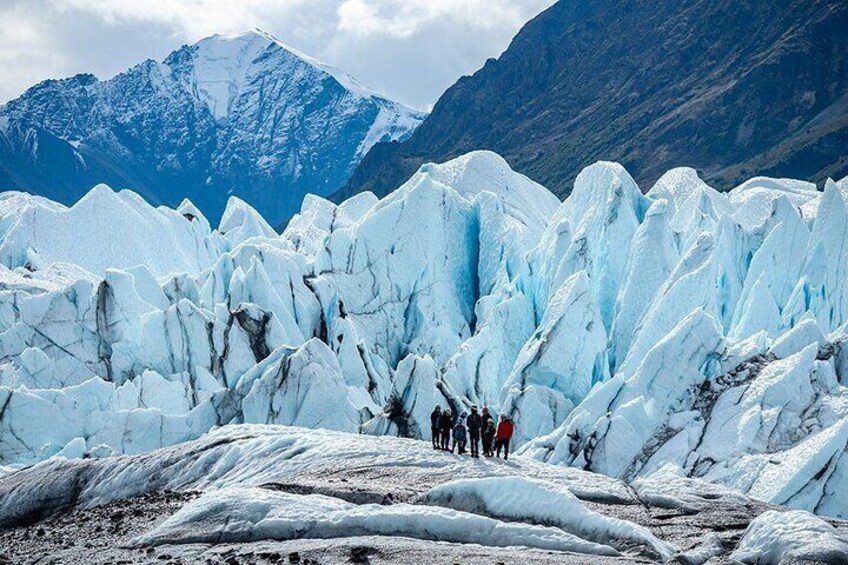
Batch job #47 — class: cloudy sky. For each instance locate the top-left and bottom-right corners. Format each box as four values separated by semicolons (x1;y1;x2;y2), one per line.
0;0;555;109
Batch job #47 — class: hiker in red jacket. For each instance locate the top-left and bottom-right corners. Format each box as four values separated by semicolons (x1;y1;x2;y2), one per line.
495;415;514;460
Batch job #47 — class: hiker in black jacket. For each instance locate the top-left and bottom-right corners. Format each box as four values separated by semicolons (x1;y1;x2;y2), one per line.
466;405;482;458
438;408;453;451
430;406;442;449
482;418;496;457
481;405;494;428
481;406;495;456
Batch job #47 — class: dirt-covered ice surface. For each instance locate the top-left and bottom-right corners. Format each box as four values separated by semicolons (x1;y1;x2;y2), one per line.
1;425;847;565
0;491;199;564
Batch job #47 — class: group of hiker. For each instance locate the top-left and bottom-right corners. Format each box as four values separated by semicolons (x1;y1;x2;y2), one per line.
429;405;514;460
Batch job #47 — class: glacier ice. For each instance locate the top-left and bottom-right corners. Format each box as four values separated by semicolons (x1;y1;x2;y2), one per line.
609;198;679;370
0;425;633;529
1;150;848;524
0;186;224;278
730;509;848;564
1;424;809;562
133;486;619;555
500;270;609;445
421;476;675;560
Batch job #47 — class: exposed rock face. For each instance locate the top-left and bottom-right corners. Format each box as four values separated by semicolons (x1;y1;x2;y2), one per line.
340;0;848;201
0;30;424;225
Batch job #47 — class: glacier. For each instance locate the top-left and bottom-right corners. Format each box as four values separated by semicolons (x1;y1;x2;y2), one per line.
4;424;844;564
1;148;848;535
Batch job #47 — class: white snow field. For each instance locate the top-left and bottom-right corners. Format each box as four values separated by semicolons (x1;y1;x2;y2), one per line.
2;149;848;535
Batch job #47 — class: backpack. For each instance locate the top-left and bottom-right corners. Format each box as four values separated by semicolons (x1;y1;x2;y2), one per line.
454;422;467;440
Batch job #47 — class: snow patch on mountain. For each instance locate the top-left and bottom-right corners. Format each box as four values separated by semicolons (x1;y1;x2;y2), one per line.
184;31;275;120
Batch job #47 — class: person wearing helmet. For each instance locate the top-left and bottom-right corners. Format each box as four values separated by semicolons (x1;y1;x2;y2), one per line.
495;415;515;460
430;405;442;449
466;405;482;458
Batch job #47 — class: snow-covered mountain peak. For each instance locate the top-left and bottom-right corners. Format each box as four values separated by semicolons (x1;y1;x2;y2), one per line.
179;30;281;120
0;29;425;225
182;28;399;117
206;28;277;45
240;29;388;101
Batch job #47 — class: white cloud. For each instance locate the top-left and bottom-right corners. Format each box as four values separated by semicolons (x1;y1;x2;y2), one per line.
337;0;542;38
50;0;315;39
0;3;68;100
0;0;555;108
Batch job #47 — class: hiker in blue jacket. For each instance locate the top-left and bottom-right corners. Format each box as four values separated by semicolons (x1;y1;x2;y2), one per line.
452;412;468;454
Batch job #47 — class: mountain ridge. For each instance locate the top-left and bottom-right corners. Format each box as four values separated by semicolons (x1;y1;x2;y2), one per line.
338;0;848;202
0;29;425;225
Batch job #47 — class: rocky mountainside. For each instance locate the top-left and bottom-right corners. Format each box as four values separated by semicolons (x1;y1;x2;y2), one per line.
339;0;848;201
0;30;424;225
